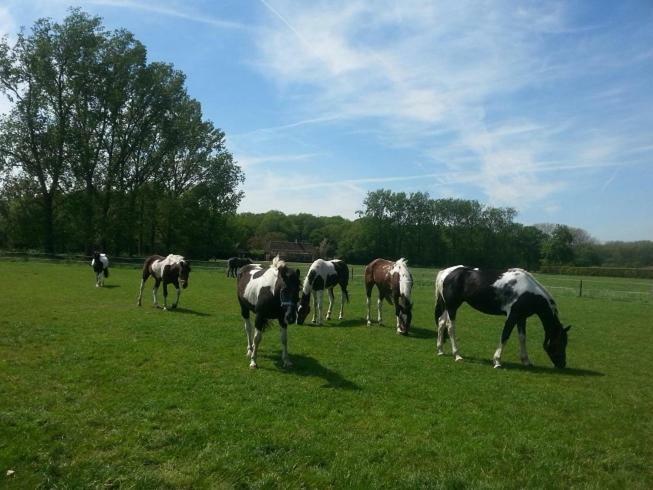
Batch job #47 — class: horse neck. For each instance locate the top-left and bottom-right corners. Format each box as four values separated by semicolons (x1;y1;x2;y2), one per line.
534;298;561;337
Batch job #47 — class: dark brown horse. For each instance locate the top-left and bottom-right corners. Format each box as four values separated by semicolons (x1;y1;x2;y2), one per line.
364;258;413;334
137;254;191;310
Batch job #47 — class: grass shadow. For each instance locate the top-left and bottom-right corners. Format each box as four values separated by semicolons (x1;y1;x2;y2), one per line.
265;353;361;390
407;326;436;339
100;284;120;289
456;355;605;376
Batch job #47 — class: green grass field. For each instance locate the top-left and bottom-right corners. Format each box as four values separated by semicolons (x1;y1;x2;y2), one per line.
1;261;652;488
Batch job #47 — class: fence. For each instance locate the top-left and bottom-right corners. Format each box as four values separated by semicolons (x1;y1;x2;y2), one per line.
2;252;652;304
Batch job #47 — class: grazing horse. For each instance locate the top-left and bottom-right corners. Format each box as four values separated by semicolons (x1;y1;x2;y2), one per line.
137;254;191;310
365;258;413;335
435;266;571;368
237;256;301;369
297;259;350;325
91;252;109;287
227;257;252;277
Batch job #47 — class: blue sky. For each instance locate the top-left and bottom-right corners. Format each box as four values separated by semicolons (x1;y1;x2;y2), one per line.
1;1;652;241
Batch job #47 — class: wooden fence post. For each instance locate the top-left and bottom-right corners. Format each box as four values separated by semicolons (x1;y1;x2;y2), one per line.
579;280;583;297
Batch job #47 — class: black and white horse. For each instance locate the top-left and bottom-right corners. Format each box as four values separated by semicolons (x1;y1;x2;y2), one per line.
237;256;301;369
137;254;191;310
297;259;350;325
435;266;571;368
227;257;252;277
365;258;413;334
91;252;109;287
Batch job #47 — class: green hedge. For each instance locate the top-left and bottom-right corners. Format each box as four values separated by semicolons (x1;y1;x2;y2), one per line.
539;265;653;279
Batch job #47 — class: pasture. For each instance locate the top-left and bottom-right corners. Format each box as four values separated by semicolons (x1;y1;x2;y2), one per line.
1;261;652;488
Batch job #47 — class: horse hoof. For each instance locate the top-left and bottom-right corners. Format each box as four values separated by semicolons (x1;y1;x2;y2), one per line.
493;362;502;369
366;321;372;327
455;355;464;362
249;362;257;369
437;350;445;356
338;316;343;320
283;361;293;368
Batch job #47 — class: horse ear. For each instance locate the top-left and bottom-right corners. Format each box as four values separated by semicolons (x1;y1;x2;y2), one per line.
564;325;572;332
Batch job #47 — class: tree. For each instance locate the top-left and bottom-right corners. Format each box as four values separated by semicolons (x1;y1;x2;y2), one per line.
542;225;575;265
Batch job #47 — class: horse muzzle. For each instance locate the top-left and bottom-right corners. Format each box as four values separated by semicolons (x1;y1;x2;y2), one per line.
180;280;188;289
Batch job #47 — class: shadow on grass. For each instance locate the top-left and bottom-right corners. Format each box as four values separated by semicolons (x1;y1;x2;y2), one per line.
407;326;436;339
100;284;120;289
169;307;211;317
451;355;604;376
265;353;361;390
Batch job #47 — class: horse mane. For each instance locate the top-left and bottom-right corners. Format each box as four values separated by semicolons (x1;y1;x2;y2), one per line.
271;255;286;270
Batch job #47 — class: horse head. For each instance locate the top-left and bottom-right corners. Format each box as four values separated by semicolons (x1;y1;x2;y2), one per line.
396;295;413;334
544;324;571;368
297;291;311;325
278;265;301;325
178;260;191;289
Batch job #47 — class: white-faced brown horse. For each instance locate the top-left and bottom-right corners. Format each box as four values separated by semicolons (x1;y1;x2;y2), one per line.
137;254;191;310
435;265;571;368
297;259;350;325
364;258;413;335
237;256;301;369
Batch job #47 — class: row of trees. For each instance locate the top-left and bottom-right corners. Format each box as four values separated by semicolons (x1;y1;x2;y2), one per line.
0;10;243;255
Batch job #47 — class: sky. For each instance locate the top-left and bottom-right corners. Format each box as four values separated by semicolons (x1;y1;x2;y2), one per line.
1;0;652;241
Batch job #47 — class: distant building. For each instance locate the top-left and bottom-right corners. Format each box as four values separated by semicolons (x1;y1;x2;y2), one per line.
265;240;317;262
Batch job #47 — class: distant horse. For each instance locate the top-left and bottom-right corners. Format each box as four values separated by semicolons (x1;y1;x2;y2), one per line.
237;256;301;369
297;259;350;325
91;252;109;287
364;258;413;335
227;257;252;277
137;254;191;310
435;265;571;368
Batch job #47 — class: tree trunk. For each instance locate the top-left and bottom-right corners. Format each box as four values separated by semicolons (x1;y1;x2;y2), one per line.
42;193;55;253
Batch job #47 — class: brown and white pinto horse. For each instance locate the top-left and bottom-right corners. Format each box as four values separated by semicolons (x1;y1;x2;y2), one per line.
365;258;413;334
237;256;301;369
435;265;571;368
137;254;191;310
297;259;350;325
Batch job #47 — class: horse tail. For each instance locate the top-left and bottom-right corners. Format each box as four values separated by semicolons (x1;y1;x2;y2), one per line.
343;286;350;303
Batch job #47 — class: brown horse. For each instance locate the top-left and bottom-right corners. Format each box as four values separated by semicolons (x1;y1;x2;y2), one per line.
364;258;413;334
137;254;191;310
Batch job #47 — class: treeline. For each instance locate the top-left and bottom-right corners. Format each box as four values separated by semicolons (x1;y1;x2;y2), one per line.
0;10;243;256
223;190;653;269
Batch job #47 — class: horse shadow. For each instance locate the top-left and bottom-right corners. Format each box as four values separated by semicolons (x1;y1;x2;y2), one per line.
407;326;435;339
101;284;120;289
264;353;361;390
168;307;211;317
455;355;604;377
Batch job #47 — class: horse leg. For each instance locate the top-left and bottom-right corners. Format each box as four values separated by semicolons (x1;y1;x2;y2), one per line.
280;326;292;368
242;309;253;358
96;272;101;287
311;292;318;324
326;288;334;320
365;281;374;326
250;315;265;369
137;272;149;306
339;288;345;320
169;279;180;309
517;319;532;366
377;293;383;325
316;289;324;325
151;278;161;308
447;312;463;362
436;310;449;356
493;314;518;368
162;281;170;310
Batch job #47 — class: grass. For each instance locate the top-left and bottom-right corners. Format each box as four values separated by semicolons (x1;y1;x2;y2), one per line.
1;261;652;488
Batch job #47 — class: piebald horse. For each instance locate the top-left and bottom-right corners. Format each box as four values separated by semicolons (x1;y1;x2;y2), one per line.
137;254;191;310
364;258;413;334
435;265;571;368
91;252;109;287
227;257;252;277
237;256;301;369
297;259;350;325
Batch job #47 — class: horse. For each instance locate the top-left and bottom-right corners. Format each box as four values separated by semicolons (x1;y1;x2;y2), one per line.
137;254;191;310
91;252;109;287
227;257;252;277
237;256;301;369
297;259;350;325
434;265;571;368
364;258;413;335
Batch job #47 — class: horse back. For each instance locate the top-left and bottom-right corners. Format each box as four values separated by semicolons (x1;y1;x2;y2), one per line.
143;255;165;278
